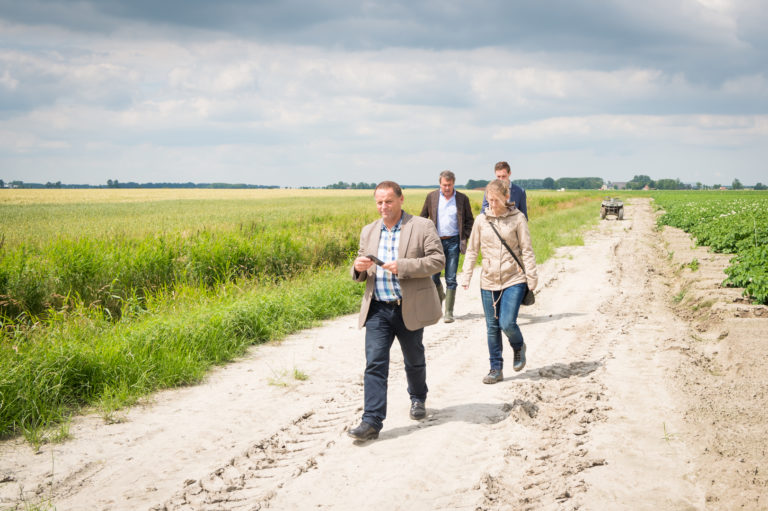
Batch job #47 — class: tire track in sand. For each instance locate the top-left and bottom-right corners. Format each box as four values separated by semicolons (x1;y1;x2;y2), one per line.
153;315;482;509
475;200;665;510
153;385;361;511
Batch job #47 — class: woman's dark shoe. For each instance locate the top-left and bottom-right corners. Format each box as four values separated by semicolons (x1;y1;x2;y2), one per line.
482;369;503;384
410;399;426;420
347;421;379;441
513;343;526;372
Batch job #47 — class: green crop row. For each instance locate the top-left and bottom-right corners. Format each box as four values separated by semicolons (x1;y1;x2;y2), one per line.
0;195;377;321
0;227;359;320
653;191;768;304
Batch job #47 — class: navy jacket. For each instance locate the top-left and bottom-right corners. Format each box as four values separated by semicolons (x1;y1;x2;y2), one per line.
481;183;528;220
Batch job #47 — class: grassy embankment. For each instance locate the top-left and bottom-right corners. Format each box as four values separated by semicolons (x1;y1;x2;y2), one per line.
0;188;601;443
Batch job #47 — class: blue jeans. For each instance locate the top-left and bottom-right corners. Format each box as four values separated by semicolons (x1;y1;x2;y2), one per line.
363;301;428;431
481;284;526;370
432;235;460;290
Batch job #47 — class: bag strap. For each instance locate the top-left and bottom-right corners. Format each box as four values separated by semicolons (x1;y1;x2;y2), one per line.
487;218;526;276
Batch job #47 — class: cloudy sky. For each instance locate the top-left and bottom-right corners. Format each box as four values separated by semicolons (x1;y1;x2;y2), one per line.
1;0;766;187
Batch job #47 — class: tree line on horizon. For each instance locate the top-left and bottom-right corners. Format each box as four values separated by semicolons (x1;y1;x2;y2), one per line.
324;175;765;191
0;179;279;190
1;176;764;191
466;177;603;190
620;175;765;191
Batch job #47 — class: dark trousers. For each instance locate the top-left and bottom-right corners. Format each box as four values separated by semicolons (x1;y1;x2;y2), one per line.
363;300;428;431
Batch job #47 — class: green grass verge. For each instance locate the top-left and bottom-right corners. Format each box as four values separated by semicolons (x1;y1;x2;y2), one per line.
529;199;602;262
0;266;362;441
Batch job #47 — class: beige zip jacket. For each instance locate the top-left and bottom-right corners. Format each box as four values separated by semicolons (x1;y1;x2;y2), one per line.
459;205;538;292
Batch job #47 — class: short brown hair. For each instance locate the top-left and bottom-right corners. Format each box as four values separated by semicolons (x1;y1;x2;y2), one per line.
486;179;509;200
439;170;455;183
375;180;403;197
494;161;511;173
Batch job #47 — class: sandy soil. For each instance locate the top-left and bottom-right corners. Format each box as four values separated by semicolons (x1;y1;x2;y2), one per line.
1;197;766;510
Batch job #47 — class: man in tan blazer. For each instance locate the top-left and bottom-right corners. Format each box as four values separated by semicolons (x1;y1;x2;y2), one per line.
347;181;445;441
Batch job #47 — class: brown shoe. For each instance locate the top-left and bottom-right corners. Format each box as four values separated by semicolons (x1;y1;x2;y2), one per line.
513;343;526;372
482;369;503;384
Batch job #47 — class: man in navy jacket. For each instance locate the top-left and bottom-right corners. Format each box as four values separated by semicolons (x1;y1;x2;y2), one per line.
481;161;528;220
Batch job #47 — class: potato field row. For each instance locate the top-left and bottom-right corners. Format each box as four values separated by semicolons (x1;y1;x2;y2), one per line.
653;191;768;304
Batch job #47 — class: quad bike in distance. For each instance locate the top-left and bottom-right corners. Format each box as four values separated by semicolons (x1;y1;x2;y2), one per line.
600;197;624;220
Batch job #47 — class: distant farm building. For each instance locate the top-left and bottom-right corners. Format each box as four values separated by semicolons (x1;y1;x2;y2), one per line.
603;181;628;190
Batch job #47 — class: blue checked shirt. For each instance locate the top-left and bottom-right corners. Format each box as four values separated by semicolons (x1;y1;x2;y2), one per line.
373;216;403;301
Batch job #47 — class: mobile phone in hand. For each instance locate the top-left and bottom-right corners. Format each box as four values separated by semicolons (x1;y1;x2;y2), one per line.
366;254;385;266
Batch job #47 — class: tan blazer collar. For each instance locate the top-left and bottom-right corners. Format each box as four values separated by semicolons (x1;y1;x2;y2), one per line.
398;212;414;257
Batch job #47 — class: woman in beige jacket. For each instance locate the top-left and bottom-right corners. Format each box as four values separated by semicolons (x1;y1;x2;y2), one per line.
460;179;538;384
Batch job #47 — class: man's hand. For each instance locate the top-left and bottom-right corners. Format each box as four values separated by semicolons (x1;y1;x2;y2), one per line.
354;256;375;273
382;260;398;275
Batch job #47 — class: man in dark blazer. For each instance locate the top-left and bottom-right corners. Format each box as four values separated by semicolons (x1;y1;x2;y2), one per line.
420;170;474;322
348;181;445;441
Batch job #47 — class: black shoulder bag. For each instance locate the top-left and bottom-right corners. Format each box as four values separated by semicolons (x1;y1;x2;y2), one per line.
487;219;536;306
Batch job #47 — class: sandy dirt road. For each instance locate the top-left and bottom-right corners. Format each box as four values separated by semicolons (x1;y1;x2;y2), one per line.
2;198;766;510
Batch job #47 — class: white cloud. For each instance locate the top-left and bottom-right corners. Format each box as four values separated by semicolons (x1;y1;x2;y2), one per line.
0;69;18;89
470;65;680;106
492;114;768;149
0;129;70;152
721;74;768;95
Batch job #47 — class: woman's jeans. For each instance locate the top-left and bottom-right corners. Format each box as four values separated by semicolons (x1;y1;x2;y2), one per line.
481;283;526;370
432;235;460;290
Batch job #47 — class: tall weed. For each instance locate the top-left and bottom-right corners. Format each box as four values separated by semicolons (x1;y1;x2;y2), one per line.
0;267;362;439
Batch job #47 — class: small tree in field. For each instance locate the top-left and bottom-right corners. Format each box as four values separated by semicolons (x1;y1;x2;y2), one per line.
732;178;743;190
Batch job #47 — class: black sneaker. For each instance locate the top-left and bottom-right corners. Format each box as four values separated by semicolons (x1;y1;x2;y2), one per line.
347;421;379;441
513;343;526;372
409;400;426;420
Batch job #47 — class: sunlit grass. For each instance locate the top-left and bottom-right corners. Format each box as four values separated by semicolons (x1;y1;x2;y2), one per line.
0;188;375;205
0;187;604;440
529;199;602;262
0;266;362;440
0;192;379;320
0;192;377;249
